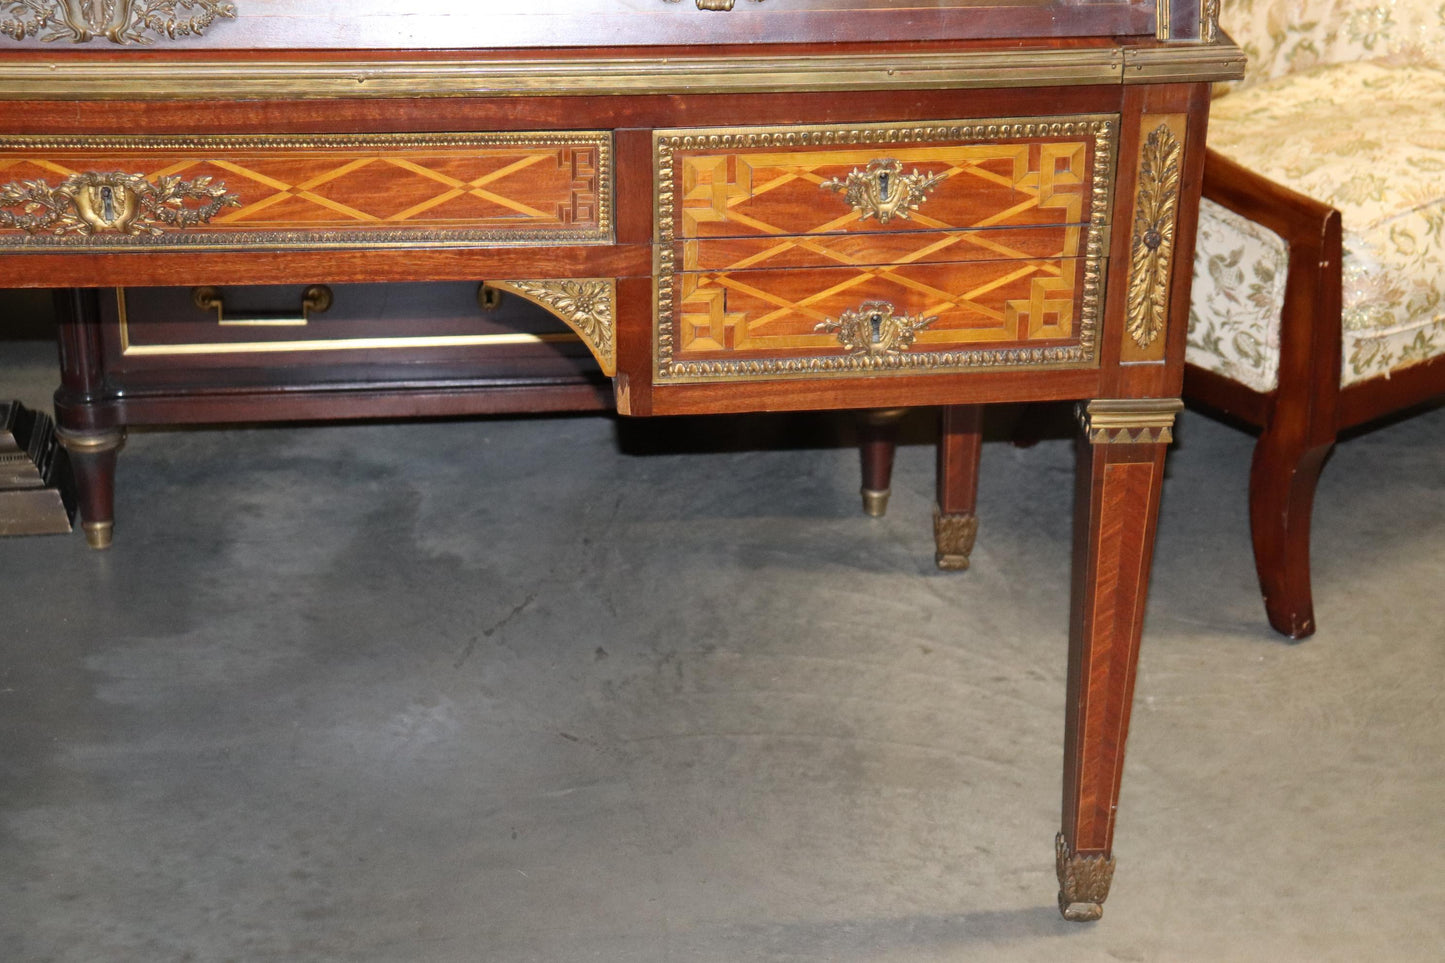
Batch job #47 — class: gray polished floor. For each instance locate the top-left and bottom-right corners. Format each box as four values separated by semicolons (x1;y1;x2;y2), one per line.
2;336;1442;962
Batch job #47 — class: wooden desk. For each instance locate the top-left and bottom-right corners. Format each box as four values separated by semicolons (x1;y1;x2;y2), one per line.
0;0;1242;921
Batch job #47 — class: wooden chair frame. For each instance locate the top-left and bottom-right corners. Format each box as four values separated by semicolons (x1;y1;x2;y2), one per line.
1185;148;1445;638
917;148;1445;638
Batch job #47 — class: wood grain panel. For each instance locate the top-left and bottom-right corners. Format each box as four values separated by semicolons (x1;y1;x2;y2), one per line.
0;1;1154;50
0;132;611;250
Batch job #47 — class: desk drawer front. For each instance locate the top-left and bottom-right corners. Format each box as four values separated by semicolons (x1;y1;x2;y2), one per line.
670;137;1099;242
0;133;611;250
655;117;1116;383
673;257;1087;368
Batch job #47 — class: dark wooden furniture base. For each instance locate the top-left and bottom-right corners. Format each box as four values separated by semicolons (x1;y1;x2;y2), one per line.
0;400;75;536
1;2;1241;919
1184;150;1445;639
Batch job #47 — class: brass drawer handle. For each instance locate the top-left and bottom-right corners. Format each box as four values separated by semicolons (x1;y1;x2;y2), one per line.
662;0;765;10
815;300;936;358
192;285;333;327
820;158;946;224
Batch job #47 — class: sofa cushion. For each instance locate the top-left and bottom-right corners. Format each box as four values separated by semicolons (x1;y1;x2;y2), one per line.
1189;59;1445;387
1224;0;1445;88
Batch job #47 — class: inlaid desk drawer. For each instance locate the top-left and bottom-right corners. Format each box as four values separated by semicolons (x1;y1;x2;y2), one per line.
673;256;1088;366
0;133;611;250
671;135;1103;241
654;117;1117;384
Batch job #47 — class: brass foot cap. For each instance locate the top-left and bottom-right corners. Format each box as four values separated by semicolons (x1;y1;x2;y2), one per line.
861;488;890;517
83;521;113;550
933;509;979;570
1058;898;1104;923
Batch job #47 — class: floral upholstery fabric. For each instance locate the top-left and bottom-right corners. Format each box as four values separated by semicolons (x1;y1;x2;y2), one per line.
1189;199;1291;391
1224;0;1445;88
1189;57;1445;386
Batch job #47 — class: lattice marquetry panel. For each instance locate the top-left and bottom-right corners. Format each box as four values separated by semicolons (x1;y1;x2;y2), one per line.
675;139;1094;241
654;117;1116;383
676;258;1082;357
0;133;610;250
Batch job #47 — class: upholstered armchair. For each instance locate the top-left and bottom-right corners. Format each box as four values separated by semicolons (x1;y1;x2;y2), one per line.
1185;0;1445;637
894;0;1445;638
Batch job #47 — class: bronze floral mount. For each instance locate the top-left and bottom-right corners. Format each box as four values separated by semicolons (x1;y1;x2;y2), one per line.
0;171;240;237
815;301;937;358
1;1;236;45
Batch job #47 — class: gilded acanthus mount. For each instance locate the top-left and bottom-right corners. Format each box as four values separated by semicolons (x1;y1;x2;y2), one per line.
1125;124;1182;350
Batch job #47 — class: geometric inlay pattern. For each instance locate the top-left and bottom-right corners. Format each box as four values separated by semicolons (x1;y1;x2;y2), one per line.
0;132;611;250
655;117;1117;383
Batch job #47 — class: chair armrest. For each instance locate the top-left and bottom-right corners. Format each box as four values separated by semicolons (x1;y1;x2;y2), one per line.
1201;149;1343;438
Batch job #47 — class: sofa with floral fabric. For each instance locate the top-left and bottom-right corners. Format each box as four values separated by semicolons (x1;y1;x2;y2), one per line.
1185;0;1445;638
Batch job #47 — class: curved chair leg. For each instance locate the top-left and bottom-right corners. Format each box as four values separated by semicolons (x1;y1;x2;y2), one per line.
934;405;983;570
857;408;907;517
1248;426;1334;639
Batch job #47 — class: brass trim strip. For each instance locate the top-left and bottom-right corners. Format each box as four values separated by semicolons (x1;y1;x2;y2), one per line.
0;44;1240;101
1122;43;1244;84
117;289;581;357
120;334;578;356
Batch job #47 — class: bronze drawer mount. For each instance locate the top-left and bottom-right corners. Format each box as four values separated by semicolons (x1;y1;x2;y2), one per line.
0;1;237;45
662;0;764;10
816;300;936;358
821;158;946;224
0;171;239;236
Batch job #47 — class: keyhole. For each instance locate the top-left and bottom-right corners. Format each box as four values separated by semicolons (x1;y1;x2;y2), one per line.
99;185;115;223
869;313;884;342
877;171;891;200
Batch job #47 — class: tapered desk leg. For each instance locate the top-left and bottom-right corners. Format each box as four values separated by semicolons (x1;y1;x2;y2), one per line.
55;427;125;549
934;405;983;570
52;288;124;550
1057;399;1181;922
857;408;906;517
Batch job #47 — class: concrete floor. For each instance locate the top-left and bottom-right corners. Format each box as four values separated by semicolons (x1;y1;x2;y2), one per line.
2;337;1443;962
